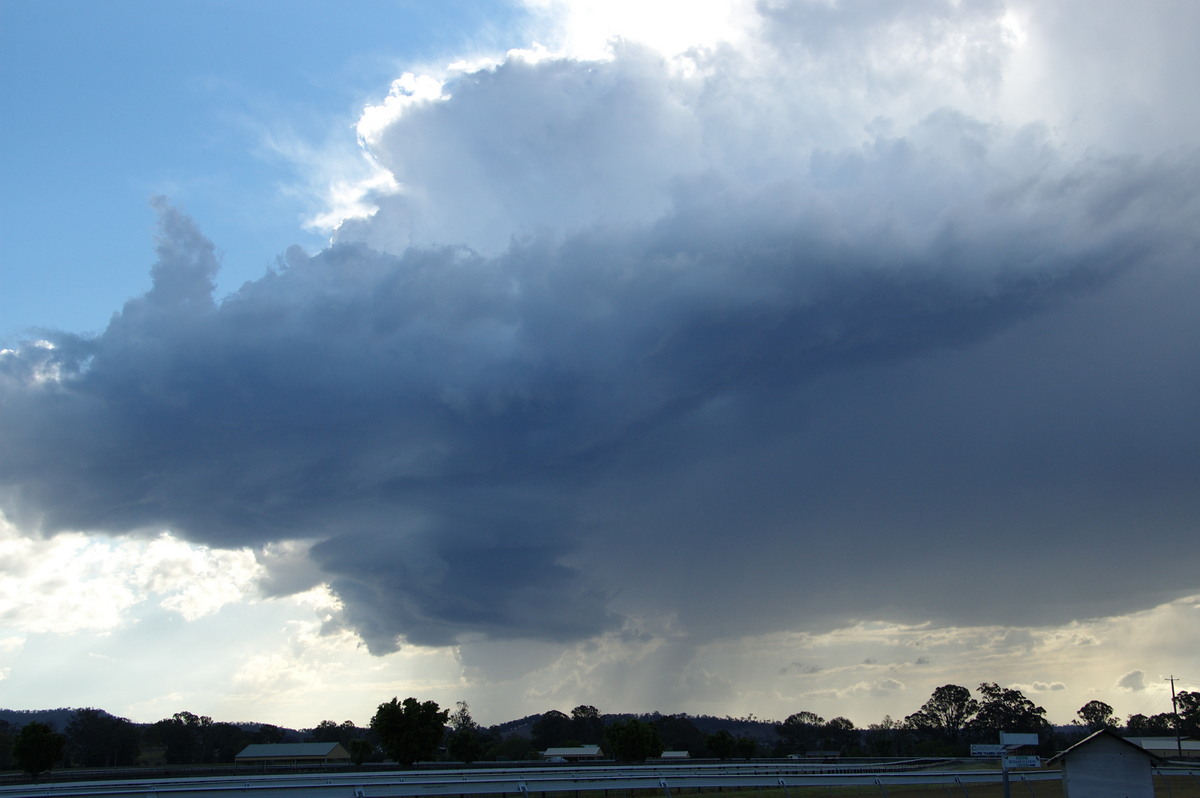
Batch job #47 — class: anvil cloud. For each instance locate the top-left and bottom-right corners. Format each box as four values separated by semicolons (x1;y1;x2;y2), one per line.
1;0;1197;726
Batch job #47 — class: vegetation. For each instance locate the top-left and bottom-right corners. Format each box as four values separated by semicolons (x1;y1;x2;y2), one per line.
369;697;449;767
11;721;65;777
3;686;1197;776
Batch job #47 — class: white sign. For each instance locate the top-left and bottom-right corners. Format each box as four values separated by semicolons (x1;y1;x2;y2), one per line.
1003;755;1041;768
1000;733;1040;747
971;744;1005;756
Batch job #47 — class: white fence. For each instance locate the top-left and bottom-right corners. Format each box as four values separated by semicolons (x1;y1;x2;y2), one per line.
0;761;1065;798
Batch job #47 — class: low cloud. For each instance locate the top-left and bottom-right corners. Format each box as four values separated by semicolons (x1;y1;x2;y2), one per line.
1117;670;1146;692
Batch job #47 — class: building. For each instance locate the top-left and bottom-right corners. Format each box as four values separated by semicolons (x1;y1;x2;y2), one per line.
235;742;352;766
540;745;604;761
1047;728;1163;798
1124;736;1200;760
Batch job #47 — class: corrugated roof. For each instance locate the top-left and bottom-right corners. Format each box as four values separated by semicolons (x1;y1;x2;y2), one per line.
236;742;349;759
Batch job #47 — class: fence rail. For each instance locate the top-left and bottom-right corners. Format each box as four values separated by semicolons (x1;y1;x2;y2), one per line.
0;761;1063;798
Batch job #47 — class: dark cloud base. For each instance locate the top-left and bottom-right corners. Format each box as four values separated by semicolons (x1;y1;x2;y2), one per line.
3;98;1199;655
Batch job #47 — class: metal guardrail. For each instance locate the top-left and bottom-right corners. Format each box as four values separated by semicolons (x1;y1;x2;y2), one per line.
0;762;1062;798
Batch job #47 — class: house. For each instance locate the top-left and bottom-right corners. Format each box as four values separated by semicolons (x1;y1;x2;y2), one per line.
656;750;690;760
1124;736;1200;760
1047;728;1163;798
540;745;604;761
235;742;352;766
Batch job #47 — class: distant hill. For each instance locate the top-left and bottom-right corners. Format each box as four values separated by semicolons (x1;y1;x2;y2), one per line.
0;707;78;731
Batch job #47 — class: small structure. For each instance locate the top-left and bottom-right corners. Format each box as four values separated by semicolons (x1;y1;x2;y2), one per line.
235;742;351;766
1047;728;1163;798
1124;736;1200;760
540;745;604;761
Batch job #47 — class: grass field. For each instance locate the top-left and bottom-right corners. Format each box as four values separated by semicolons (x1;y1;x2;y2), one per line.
602;774;1200;798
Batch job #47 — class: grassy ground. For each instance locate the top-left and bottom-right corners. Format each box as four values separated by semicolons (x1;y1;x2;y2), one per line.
585;775;1200;798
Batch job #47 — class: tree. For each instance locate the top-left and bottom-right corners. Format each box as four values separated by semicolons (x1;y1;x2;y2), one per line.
775;711;825;754
0;719;14;770
1177;691;1200;737
904;684;978;743
735;735;757;760
12;722;65;777
1127;713;1173;736
348;739;374;766
967;683;1050;737
532;710;573;750
653;715;705;756
151;711;213;764
66;708;140;767
604;718;663;762
706;729;736;760
370;697;448;767
571;705;604;744
447;701;485;763
255;724;287;744
1076;700;1116;731
821;717;859;754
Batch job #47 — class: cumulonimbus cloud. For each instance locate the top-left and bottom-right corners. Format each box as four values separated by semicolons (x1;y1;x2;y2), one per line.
2;1;1198;657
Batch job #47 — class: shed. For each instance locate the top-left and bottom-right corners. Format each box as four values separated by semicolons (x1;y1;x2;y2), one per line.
1047;728;1163;798
1124;736;1200;760
235;742;351;765
541;745;604;760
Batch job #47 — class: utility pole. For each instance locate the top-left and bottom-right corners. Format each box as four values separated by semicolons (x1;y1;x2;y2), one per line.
1170;675;1183;760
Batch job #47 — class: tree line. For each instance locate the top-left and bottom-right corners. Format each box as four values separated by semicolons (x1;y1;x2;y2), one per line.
5;685;1197;777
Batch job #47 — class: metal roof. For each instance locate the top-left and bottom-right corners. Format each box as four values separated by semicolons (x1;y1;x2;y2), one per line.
236;742;350;759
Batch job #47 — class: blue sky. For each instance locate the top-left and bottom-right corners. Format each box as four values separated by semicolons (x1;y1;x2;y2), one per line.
1;0;529;338
1;0;1198;731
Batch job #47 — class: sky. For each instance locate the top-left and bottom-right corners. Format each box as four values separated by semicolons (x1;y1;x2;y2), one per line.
1;0;1197;732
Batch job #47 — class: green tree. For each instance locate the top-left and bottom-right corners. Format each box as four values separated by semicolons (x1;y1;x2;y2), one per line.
1127;712;1173;736
1076;700;1116;731
904;684;978;744
821;717;858;754
151;711;213;764
706;729;736;759
370;697;448;767
532;710;573;750
447;701;485;763
967;683;1050;737
255;724;286;744
348;739;374;766
12;722;65;777
1177;691;1200;737
0;719;14;770
571;705;604;744
604;717;662;762
487;734;536;761
775;711;825;754
653;715;705;756
735;735;757;759
66;708;141;767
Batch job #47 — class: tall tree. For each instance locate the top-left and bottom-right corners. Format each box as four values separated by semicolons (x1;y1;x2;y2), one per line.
532;710;573;750
1076;700;1116;731
370;697;448;767
821;717;859;754
904;684;978;742
447;701;485;763
66;708;140;767
775;711;825;754
706;729;736;760
604;717;663;762
12;722;65;777
571;705;604;744
967;683;1050;737
152;711;213;764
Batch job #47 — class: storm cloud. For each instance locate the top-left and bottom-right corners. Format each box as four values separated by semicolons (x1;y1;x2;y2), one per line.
3;1;1198;662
